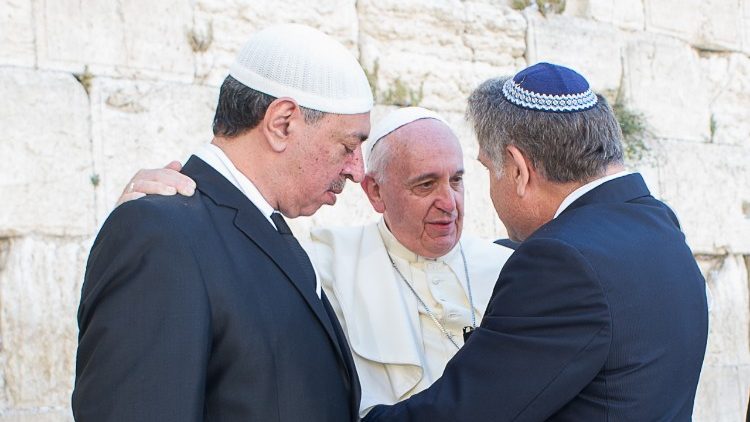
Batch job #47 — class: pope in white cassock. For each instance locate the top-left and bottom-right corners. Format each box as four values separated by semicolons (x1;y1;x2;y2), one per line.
117;106;514;417
306;107;513;416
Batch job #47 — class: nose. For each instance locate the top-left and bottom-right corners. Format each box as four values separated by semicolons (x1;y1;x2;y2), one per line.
343;147;365;183
434;182;457;214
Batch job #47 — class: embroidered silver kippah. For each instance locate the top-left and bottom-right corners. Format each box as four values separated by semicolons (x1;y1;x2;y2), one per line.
502;78;598;112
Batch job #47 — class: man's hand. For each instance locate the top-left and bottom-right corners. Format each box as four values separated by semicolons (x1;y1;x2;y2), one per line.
116;161;197;207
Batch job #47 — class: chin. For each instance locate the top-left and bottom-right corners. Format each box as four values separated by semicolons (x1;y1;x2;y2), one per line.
429;240;459;258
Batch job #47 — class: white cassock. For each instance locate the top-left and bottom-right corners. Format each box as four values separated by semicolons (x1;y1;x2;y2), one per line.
305;218;514;417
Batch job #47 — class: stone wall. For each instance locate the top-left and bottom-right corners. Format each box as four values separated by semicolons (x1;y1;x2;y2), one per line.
0;0;747;420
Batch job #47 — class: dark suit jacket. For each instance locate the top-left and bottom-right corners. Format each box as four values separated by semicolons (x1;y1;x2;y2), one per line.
73;156;360;421
365;173;708;421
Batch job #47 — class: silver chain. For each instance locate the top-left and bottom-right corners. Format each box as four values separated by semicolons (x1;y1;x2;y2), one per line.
386;242;476;350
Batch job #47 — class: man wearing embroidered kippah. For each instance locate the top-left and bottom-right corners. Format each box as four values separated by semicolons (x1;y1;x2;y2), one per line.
114;106;515;418
73;24;372;421
364;62;708;421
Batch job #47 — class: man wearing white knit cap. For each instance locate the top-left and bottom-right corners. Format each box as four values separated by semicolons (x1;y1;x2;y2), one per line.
117;106;514;417
74;24;372;422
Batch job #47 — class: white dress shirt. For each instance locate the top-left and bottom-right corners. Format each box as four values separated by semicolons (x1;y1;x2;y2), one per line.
194;144;322;297
554;171;631;218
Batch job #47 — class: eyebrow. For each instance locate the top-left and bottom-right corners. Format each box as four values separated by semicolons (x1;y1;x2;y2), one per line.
406;169;465;185
341;131;369;143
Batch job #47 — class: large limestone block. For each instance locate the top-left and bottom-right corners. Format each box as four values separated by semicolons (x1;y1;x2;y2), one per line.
621;35;711;142
652;140;750;254
0;68;95;237
692;254;750;420
193;0;359;86
700;255;750;366
744;0;750;53
0;0;35;67
34;0;194;81
0;409;72;422
88;78;217;225
0;236;89;409
526;14;623;97
563;0;644;30
694;364;750;421
358;0;526;112
700;53;750;147
644;0;743;51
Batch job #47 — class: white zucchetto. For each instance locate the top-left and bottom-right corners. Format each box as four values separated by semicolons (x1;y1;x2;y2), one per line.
229;24;374;114
366;107;448;153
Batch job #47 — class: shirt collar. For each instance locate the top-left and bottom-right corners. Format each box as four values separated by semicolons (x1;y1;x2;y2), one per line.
194;143;277;228
553;170;632;219
376;217;459;264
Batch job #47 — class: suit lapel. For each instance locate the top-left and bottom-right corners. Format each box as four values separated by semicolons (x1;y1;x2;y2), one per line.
321;290;360;419
181;156;346;366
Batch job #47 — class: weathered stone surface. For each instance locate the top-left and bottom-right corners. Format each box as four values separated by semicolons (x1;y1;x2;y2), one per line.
694;364;750;421
0;236;89;409
700;53;750;146
644;0;743;51
564;0;644;31
34;0;195;81
0;409;72;422
0;68;95;237
744;0;750;54
193;0;359;86
700;254;750;365
88;78;217;224
358;0;526;112
652;140;750;254
526;14;623;97
0;0;35;67
621;35;711;142
691;254;750;421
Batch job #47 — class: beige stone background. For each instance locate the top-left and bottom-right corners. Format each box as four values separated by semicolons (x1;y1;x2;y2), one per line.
0;0;749;420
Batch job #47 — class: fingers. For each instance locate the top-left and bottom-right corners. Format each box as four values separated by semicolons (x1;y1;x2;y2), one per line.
116;192;146;207
115;163;197;208
164;160;182;172
130;179;178;196
129;167;196;196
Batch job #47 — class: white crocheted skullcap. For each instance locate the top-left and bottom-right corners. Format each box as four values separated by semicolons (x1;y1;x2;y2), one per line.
229;24;373;114
366;107;449;153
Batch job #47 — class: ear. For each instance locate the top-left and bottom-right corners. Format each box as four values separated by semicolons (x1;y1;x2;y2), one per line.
261;98;301;153
361;175;385;214
506;145;531;197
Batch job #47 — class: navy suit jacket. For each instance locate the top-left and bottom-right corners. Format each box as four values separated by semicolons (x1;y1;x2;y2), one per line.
365;173;708;421
73;156;360;421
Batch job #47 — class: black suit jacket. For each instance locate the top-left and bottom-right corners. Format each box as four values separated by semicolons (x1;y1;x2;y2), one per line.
365;173;708;421
73;156;360;421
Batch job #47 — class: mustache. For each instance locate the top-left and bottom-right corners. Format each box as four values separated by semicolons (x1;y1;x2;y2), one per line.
328;178;346;193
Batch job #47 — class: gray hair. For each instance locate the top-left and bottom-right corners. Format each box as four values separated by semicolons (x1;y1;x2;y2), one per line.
213;75;324;138
466;76;624;183
366;135;392;184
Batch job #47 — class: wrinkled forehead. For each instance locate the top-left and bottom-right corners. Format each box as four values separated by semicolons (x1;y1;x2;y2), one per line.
386;120;464;174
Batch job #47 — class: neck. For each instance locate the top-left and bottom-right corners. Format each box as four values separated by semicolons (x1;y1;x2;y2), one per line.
211;134;281;209
540;163;628;225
